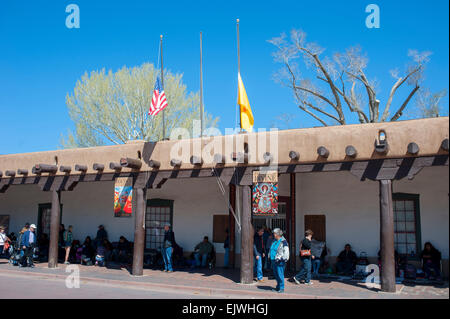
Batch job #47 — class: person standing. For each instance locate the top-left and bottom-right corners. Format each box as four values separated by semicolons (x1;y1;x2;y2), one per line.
162;223;175;272
0;226;10;258
269;228;289;293
253;227;266;282
95;225;108;248
223;229;230;268
63;225;74;264
294;229;314;285
20;224;36;268
311;238;325;278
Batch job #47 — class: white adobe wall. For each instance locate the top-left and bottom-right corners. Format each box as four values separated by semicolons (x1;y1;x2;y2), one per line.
295;166;449;259
0;177;230;256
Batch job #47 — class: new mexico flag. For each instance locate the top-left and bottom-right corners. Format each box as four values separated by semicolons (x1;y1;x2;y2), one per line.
238;73;254;132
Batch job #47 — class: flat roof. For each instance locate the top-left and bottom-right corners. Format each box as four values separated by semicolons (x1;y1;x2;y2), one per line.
0;117;448;177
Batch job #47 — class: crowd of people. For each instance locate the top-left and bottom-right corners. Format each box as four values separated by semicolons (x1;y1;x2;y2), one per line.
1;222;444;290
0;223;133;268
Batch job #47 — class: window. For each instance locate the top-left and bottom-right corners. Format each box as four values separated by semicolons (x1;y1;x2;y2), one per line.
145;199;173;250
393;193;421;257
37;203;62;239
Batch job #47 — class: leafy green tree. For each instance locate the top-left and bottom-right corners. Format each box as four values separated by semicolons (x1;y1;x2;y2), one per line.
61;63;218;148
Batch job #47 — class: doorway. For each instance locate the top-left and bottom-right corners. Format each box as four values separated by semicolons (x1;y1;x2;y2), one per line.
304;215;326;242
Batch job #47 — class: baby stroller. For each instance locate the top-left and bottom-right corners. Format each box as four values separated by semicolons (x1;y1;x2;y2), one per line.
8;240;23;266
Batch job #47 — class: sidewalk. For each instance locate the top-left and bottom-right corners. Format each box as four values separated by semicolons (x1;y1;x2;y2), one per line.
0;261;448;299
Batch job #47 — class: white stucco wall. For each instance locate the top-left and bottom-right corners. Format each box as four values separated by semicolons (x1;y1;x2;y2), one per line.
0;165;448;266
295;166;449;259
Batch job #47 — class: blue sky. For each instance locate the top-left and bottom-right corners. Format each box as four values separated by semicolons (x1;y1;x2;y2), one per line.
0;0;448;154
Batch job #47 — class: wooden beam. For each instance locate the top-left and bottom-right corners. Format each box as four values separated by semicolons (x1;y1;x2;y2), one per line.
441;138;449;152
5;170;15;177
379;180;396;293
317;146;330;158
109;162;122;171
190;155;203;166
345;145;357;158
48;190;61;269
229;184;236;268
93;163;104;171
170;159;182;167
240;185;254;284
263;152;273;164
149;160;161;169
59;166;71;173
289;151;300;161
290;173;296;271
407;142;419;155
120;157;142;170
34;164;58;174
213;154;225;165
17;169;28;175
75;164;87;172
132;187;147;276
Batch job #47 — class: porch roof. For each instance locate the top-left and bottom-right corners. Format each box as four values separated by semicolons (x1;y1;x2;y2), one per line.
0;117;448;178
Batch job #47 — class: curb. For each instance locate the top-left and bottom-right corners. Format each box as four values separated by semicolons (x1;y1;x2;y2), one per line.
0;268;337;299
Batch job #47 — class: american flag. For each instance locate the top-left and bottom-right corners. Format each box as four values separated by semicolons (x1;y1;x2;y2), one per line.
149;76;168;116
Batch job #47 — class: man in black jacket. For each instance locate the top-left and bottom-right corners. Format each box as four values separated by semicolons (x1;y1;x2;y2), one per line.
253;227;266;282
162;223;176;272
336;244;357;275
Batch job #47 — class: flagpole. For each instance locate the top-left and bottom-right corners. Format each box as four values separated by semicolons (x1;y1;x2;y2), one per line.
200;31;204;137
236;18;241;133
160;34;166;140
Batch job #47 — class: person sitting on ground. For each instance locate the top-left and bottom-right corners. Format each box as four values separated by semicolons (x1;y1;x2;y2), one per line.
114;236;130;263
81;236;95;265
336;244;357;275
193;236;214;268
420;242;442;280
95;241;107;267
20;224;37;268
253;227;266;282
102;239;113;262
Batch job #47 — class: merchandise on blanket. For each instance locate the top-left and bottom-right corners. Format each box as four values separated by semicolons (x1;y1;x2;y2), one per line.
404;263;417;279
357;252;369;265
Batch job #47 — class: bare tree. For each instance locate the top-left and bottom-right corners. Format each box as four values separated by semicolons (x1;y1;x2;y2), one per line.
415;88;447;118
268;29;432;126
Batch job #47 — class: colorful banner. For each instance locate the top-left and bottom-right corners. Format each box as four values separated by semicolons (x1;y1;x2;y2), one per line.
252;170;278;216
114;177;133;217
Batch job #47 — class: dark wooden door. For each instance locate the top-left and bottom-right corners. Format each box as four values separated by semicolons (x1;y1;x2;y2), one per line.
304;215;326;242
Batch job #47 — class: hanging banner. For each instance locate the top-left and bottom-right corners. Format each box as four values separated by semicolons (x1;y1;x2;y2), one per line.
252;170;278;216
114;177;133;217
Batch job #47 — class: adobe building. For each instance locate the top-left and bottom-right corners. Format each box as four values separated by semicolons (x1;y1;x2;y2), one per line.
0;117;448;292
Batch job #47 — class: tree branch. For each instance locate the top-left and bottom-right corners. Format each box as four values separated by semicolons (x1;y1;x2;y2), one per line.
390;85;420;121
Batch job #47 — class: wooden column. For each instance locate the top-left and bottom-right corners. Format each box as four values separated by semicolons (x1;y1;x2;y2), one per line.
132;187;147;276
229;184;236;268
379;180;396;292
48;190;61;269
240;185;254;284
290;173;296;271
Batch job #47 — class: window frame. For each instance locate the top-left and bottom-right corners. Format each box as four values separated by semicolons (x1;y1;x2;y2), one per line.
392;193;422;260
145;198;174;251
37;203;63;241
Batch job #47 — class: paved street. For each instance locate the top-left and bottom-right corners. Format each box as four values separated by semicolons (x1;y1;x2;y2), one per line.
0;262;448;299
0;272;218;299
